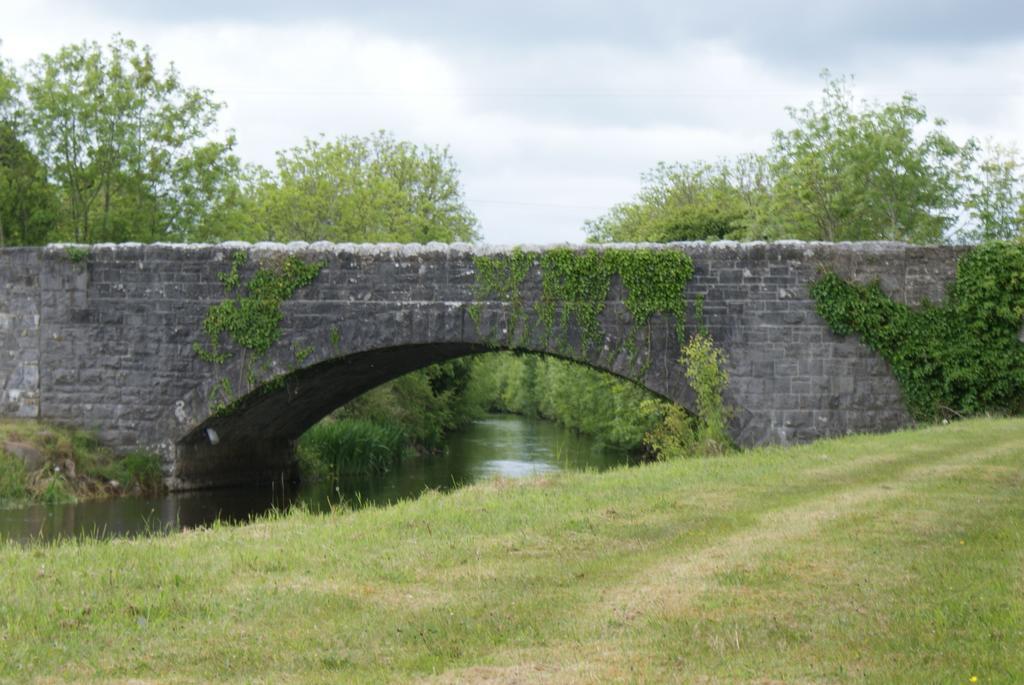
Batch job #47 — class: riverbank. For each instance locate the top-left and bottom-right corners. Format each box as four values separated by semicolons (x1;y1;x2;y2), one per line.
0;419;162;506
2;417;1022;682
0;414;634;542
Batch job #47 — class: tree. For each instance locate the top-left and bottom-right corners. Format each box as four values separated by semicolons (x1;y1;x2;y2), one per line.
0;54;17;119
0;52;58;246
960;144;1024;242
0;124;59;246
239;131;478;243
23;36;240;243
763;74;970;243
584;156;769;243
464;352;664;448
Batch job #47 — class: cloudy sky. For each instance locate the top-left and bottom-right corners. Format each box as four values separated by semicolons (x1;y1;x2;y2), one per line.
2;0;1023;243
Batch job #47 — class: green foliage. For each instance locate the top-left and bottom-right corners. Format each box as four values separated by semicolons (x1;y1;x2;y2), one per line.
763;73;969;243
637;331;732;460
536;249;616;351
0;122;58;246
195;251;325;364
470;247;534;338
811;240;1024;419
297;359;482;484
612;250;693;344
297;418;409;480
466;352;665;449
584;157;770;243
37;473;75;505
0;450;28;502
0;420;166;504
960;144;1024;242
22;36;240;243
680;331;732;453
639;401;697;460
464;353;538;418
232;131;479;243
337;359;480;453
586;73;1023;246
292;343;313;365
97;451;163;493
207;377;236;417
62;245;89;262
473;248;694;358
0;56;17;117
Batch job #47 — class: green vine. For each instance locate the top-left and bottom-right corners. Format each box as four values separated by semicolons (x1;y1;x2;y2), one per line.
292;342;314;366
811;240;1024;420
472;248;693;362
194;251;326;364
208;378;236;417
692;294;707;336
469;248;534;340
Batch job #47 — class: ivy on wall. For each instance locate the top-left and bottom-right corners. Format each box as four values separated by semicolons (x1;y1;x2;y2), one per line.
195;251;326;364
471;247;694;360
193;251;326;415
472;246;740;457
811;240;1024;420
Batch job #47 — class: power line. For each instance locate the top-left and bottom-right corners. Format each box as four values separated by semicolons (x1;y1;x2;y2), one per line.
467;198;608;211
221;89;800;97
215;87;1024;99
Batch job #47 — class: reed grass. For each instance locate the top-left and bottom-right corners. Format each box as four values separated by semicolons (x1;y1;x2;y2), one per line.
296;418;411;480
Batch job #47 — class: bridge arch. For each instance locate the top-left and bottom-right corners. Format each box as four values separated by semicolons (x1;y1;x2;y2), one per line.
0;241;964;490
171;331;697;489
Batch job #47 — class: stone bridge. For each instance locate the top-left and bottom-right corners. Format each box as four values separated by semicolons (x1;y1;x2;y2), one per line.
0;241;966;489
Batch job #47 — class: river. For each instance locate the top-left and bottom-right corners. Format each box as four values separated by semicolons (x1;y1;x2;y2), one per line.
0;415;637;543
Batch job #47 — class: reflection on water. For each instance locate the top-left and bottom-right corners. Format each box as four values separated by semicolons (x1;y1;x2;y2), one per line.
0;415;636;543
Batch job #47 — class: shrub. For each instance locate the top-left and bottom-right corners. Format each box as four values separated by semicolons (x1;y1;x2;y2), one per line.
681;331;732;454
640;400;697;460
642;331;732;459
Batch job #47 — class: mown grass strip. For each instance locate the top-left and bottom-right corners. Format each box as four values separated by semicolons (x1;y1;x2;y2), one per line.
0;418;1021;683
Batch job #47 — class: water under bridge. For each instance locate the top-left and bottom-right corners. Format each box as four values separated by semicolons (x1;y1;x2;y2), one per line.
0;240;965;489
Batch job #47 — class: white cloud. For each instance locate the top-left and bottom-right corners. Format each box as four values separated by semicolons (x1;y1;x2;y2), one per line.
2;1;1023;244
847;41;1024;145
152;22;464;165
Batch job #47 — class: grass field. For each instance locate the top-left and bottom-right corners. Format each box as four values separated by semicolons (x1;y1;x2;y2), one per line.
1;418;1022;683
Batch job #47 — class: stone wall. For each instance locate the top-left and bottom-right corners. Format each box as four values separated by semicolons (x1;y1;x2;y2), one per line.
0;250;42;418
0;241;968;489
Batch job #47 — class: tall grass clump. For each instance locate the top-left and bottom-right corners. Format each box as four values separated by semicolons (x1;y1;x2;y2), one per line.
297;418;410;481
0;450;29;503
96;451;164;493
